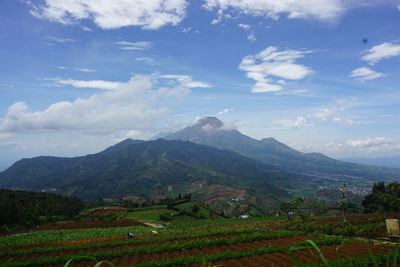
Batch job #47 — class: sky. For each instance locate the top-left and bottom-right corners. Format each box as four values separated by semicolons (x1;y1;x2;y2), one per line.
1;0;400;169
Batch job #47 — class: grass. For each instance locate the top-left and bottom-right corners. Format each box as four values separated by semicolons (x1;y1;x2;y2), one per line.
125;209;178;223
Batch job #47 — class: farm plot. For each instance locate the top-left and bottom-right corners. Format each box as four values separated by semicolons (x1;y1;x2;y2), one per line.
0;216;396;267
286;212;399;239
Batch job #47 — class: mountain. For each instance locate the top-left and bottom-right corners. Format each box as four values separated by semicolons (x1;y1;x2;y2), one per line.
0;139;294;205
163;117;400;181
342;157;400;169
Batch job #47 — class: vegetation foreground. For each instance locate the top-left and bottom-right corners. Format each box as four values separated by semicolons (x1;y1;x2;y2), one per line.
1;214;399;267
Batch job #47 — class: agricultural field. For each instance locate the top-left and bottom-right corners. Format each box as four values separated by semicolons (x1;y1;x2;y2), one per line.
0;213;398;267
125;209;179;223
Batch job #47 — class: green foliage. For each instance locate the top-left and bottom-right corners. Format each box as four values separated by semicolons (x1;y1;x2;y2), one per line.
0;227;270;258
0;189;83;228
280;197;304;220
362;182;400;213
0;225;151;248
126;209;178;222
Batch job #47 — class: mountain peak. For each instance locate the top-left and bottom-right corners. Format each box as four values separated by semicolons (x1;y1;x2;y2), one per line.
195;117;223;129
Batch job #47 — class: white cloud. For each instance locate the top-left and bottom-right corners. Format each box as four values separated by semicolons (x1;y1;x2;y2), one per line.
238;23;251;30
247;32;256;42
182;27;192;33
237;23;256;42
159;74;212;88
0;74;209;134
332;116;360;125
114;41;153;50
293;105;361;128
76;68;96;73
45;36;75;43
125;130;142;139
350;67;385;80
293;116;307;128
362;42;400;65
50;78;121;90
81;26;93;32
29;0;187;30
57;66;67;70
204;0;345;22
313;108;334;120
134;57;160;65
345;137;398;150
239;46;313;93
274;89;310;96
217;108;233;115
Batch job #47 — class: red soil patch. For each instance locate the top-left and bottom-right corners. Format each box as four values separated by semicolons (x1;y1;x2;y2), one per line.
214;242;393;266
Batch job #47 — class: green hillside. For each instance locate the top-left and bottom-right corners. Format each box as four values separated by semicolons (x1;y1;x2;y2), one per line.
0;139;294;205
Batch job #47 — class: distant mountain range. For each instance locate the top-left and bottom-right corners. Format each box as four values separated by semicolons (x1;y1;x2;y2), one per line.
341;157;400;169
1;116;399;209
163;117;400;181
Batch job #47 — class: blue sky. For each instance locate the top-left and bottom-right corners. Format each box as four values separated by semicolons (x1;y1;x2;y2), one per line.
1;0;400;168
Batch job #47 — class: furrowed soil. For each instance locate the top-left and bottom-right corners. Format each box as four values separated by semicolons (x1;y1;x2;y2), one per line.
211;242;393;267
0;231;277;262
52;235;317;267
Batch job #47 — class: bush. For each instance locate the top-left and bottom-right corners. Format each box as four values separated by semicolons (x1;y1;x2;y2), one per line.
159;214;173;221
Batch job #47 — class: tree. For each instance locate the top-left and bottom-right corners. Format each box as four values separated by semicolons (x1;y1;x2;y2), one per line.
362;182;400;214
191;204;200;214
280;197;304;221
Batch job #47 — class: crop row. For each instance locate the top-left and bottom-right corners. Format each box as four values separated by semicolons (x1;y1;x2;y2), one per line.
2;231;310;267
0;217;278;249
286;221;385;238
134;241;394;267
133;238;351;267
0;225;151;248
0;226;272;257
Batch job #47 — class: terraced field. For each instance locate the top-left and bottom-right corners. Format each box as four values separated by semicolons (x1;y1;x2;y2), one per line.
0;216;397;266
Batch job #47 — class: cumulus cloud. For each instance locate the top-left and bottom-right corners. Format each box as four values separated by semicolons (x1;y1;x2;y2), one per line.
0;74;210;134
204;0;346;22
114;41;153;50
239;46;313;93
50;78;121;90
217;108;233;115
29;0;187;30
362;42;400;65
350;67;385;80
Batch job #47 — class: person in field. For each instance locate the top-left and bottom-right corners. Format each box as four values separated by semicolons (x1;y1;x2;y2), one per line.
151;230;158;237
127;233;134;239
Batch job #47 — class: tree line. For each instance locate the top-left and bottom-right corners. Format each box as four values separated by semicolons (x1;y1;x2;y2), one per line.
0;189;83;229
